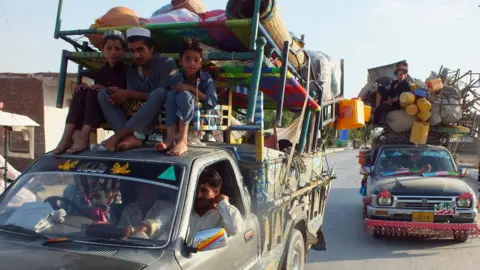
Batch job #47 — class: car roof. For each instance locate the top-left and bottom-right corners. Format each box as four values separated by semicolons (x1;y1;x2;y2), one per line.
47;144;227;167
378;144;449;151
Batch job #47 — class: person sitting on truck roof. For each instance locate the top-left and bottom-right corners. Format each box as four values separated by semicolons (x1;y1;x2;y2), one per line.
188;168;243;242
98;27;178;152
119;182;175;240
155;38;217;156
396;61;414;83
53;30;129;154
373;67;410;125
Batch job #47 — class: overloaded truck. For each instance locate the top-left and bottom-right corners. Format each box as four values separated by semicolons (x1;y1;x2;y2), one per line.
357;61;478;242
0;0;360;269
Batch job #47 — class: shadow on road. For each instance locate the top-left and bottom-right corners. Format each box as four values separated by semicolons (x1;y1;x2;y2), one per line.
307;187;475;263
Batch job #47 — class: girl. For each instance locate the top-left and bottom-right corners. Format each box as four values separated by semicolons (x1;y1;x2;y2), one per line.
54;30;128;154
155;38;217;156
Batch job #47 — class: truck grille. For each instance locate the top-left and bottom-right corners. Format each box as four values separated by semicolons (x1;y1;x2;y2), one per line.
395;196;453;210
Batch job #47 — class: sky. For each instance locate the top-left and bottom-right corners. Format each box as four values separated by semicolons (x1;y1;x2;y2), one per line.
0;0;479;98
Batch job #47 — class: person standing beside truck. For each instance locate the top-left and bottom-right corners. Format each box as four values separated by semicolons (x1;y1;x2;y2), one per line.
373;67;410;125
188;169;243;242
155;38;217;156
98;27;178;152
54;30;128;154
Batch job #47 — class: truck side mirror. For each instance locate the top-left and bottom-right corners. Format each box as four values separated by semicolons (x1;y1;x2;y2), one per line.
458;168;469;178
188;228;228;253
360;166;373;176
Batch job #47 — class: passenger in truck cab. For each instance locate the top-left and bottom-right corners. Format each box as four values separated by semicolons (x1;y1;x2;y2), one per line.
98;27;178;152
155;38;217;156
188;168;243;242
373;67;410;125
54;30;128;154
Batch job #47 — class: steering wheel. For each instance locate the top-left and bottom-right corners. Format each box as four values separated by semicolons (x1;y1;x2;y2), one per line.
44;196;83;216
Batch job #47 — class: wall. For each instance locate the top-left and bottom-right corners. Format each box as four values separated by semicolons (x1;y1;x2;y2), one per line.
0;75;45;171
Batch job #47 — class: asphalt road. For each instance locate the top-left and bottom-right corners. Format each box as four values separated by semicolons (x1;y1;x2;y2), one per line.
306;150;480;270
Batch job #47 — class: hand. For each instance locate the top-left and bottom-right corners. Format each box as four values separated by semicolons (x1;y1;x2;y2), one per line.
123;226;134;239
91;84;106;91
172;83;194;93
212;194;229;205
74;83;89;92
109;87;130;104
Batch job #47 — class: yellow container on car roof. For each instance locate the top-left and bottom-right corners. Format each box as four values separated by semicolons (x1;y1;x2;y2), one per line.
416;98;431;113
405;104;418;116
410;121;430;144
417;111;431;122
400;92;415;105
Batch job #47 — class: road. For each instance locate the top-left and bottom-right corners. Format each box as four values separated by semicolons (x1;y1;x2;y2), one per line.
306;150;480;270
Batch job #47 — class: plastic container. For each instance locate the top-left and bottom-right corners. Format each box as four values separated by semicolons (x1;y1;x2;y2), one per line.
410;121;430;144
339;129;349;141
364;105;372;122
416;98;431;113
413;89;427;98
417;111;431;122
400;92;415;105
406;104;418;116
358;148;371;165
426;78;444;92
336;98;365;130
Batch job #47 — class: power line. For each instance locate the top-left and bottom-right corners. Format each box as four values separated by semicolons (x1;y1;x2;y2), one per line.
0;5;19;48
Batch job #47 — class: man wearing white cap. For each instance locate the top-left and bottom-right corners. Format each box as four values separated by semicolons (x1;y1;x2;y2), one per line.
98;27;178;151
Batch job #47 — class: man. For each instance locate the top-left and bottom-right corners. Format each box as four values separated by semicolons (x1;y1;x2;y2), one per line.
188;169;243;242
396;61;414;83
119;183;175;240
98;27;178;151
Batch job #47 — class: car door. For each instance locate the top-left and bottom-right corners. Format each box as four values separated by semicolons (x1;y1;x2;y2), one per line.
175;153;261;270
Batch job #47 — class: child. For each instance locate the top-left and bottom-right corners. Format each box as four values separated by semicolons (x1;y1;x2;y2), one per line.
155;38;217;156
54;30;128;154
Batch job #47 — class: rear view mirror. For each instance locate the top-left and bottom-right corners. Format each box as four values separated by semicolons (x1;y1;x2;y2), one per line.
190;228;228;253
360;166;372;176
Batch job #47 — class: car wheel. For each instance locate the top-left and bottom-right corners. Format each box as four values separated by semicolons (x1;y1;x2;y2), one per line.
372;227;382;239
453;232;469;243
282;229;305;270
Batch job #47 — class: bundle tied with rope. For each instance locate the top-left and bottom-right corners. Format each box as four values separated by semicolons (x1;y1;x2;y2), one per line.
226;0;306;71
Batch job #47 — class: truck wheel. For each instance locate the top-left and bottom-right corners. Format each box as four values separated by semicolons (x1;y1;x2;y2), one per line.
282;229;305;270
453;232;469;243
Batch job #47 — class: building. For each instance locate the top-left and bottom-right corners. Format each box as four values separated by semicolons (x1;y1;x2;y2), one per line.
0;73;111;171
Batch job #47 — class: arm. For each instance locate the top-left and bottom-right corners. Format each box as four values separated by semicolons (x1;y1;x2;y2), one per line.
139;204;174;237
217;200;243;237
125;71;149;102
376;92;382;108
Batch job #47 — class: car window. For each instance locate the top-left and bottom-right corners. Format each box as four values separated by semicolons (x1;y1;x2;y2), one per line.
0;157;184;249
375;149;455;175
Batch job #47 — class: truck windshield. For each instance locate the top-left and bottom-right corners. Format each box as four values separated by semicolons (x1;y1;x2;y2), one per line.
0;157;184;249
375;149;456;175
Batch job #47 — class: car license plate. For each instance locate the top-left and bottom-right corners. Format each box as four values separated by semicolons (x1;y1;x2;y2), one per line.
412;212;434;222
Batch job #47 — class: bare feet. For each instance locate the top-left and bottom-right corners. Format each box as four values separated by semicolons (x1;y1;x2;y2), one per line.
117;135;143;151
67;139;90;154
103;135;120;152
53;138;73;154
155;138;175;152
167;140;188;156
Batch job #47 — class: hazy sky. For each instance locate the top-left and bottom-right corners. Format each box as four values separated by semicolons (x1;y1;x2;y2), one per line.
0;0;479;98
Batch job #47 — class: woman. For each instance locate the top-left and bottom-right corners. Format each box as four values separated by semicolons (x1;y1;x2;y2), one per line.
373;67;410;125
54;30;128;154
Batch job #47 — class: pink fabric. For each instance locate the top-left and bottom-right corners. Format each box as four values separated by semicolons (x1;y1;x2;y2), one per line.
201;10;226;22
148;8;201;24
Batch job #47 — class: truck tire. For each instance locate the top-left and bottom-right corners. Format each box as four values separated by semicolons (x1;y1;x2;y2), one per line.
282;229;305;270
453;232;468;243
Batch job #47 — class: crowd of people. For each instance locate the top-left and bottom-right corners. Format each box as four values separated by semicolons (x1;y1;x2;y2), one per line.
53;27;217;157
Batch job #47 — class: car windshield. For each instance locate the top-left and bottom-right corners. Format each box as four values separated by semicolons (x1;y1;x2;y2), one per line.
374;148;456;176
0;157;184;248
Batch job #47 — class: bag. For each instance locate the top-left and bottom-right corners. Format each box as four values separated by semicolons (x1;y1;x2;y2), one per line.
386;110;416;132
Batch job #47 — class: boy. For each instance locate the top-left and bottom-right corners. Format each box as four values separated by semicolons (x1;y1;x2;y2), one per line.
155;38;217;156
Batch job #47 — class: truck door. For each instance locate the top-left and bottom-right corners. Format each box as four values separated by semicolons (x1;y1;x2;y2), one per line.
175;155;261;270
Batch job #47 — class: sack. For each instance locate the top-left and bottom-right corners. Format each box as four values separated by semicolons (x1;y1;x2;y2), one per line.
149;8;201;24
152;4;173;17
386;110;416;132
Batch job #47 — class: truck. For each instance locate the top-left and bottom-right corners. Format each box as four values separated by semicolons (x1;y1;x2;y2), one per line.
0;0;346;269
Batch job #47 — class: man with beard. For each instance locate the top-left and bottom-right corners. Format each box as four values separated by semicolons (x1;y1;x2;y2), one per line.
188;168;243;241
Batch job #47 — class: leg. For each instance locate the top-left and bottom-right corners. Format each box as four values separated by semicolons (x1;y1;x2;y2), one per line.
167;91;195;156
54;90;87;154
117;88;167;151
68;89;104;153
156;91;176;152
97;88;128;151
373;104;392;125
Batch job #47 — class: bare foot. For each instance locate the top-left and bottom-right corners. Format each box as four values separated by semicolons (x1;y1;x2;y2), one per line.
155;138;175;152
67;140;90;154
103;135;120;152
167;141;188;156
53;138;73;154
117;135;143;151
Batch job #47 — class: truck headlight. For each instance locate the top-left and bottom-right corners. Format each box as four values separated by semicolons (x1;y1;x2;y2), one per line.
456;193;473;208
377;190;393;206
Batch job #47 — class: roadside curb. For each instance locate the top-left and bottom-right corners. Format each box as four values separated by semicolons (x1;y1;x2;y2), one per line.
326;148;345;154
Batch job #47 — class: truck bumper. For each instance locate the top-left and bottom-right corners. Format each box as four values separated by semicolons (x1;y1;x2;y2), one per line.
364;219;480;237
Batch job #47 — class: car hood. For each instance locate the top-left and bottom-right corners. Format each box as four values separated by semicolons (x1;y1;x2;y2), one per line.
373;176;471;196
0;239;149;270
